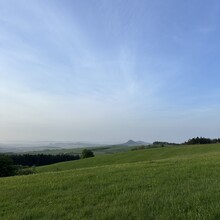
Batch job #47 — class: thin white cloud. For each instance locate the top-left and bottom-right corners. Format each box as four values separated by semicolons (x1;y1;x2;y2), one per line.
1;0;219;142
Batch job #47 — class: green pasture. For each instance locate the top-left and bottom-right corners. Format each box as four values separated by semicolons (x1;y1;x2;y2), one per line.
36;143;220;173
1;144;220;219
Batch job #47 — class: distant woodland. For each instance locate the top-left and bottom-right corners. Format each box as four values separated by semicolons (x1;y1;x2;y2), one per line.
11;154;80;166
185;137;220;145
0;148;97;177
154;137;220;146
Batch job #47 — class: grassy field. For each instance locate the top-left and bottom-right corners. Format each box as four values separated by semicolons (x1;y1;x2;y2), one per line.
1;144;220;219
36;143;220;173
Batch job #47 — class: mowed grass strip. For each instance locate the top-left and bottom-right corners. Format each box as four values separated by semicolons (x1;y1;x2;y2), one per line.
1;153;220;219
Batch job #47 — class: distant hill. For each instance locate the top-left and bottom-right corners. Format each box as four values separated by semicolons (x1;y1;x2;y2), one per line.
118;140;150;147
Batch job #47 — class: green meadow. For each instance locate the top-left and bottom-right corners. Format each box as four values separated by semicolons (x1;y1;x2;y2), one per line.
1;144;220;219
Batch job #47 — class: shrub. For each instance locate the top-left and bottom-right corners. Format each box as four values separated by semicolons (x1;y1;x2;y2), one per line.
16;166;36;176
81;149;94;159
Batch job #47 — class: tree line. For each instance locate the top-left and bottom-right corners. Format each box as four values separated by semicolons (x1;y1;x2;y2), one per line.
11;154;80;166
0;153;80;177
184;137;220;145
0;148;95;177
153;137;220;146
153;141;180;146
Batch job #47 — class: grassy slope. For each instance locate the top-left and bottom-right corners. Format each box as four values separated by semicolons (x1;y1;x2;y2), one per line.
36;144;220;173
1;144;220;219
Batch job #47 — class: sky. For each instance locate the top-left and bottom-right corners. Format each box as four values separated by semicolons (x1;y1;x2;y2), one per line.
1;0;220;143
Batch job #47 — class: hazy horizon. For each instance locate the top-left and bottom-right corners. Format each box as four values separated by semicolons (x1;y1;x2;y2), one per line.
1;0;220;143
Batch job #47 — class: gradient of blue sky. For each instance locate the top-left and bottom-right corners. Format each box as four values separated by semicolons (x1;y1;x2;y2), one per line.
1;0;220;143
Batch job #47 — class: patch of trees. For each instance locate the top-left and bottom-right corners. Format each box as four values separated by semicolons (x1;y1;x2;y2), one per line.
185;137;220;145
0;155;17;177
11;154;80;167
0;149;97;177
153;141;179;146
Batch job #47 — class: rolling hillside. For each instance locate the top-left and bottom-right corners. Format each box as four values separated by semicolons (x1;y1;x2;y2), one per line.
36;143;220;173
1;144;220;219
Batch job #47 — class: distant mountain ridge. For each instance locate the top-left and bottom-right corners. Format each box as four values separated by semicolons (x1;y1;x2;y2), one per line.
0;140;150;153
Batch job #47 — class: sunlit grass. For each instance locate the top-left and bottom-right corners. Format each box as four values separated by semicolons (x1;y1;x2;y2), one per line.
1;144;220;219
36;143;220;173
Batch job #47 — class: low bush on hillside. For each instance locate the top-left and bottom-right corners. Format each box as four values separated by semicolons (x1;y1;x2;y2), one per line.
81;149;94;159
16;166;36;176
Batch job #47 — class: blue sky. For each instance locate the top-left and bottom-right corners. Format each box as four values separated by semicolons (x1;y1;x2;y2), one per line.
0;0;220;143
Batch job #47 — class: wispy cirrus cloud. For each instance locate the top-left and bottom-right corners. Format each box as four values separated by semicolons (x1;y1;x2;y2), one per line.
1;0;220;142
